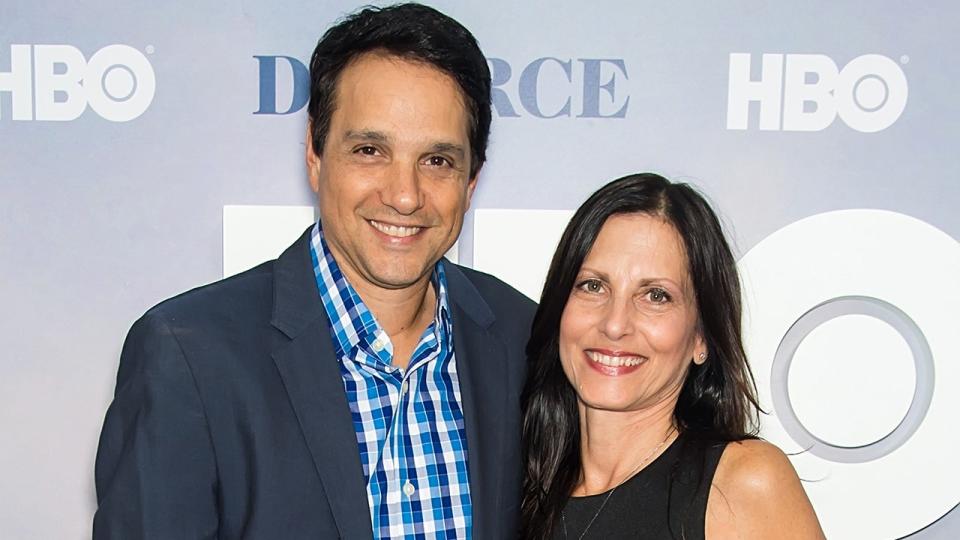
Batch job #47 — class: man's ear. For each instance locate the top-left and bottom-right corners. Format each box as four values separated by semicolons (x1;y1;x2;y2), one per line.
465;169;480;208
306;124;321;193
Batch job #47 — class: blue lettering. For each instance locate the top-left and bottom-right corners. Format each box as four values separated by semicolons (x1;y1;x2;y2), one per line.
253;55;309;115
253;54;629;119
579;59;629;118
519;57;572;118
488;58;519;118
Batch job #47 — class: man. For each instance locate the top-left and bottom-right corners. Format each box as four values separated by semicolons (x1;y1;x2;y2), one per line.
93;4;535;538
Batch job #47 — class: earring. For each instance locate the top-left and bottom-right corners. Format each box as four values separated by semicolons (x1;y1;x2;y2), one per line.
698;352;707;362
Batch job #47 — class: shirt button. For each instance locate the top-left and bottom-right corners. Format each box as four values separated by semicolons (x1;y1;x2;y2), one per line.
400;380;408;395
371;339;384;352
403;480;415;497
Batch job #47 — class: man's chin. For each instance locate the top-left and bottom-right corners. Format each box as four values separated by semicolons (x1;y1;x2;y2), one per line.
360;262;435;291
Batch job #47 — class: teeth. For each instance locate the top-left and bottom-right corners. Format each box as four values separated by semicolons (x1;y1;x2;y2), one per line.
370;220;421;238
586;351;643;367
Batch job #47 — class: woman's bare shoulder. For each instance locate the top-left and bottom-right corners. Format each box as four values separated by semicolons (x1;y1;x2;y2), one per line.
716;439;796;495
705;439;825;539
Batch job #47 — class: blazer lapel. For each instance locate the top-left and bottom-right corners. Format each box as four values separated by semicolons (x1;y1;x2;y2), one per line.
447;263;509;540
270;228;373;539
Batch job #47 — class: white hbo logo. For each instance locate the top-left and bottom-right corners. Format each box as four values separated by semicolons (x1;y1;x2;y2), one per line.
0;44;156;122
726;53;908;132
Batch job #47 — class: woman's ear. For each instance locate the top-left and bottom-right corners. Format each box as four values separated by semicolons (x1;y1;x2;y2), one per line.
693;335;707;365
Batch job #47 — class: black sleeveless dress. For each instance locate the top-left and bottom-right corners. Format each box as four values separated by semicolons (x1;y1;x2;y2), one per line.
554;432;728;540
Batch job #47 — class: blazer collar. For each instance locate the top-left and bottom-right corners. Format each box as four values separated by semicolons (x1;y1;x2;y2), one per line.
441;258;496;329
270;228;507;538
270;227;324;339
270;227;372;538
443;261;509;539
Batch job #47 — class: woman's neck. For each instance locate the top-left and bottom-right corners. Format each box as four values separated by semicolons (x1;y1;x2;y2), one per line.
575;398;678;496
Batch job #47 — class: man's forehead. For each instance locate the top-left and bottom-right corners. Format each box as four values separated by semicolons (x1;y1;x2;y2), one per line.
328;60;469;142
333;52;468;115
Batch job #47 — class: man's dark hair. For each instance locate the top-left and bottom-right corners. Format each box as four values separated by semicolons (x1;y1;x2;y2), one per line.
308;3;491;179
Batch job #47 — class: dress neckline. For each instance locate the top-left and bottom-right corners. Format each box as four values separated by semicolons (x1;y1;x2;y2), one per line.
569;430;685;501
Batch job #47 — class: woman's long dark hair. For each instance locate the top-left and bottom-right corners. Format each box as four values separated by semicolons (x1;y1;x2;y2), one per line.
519;173;761;539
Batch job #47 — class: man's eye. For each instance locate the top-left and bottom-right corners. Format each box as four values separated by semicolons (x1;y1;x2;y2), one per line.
355;146;378;156
426;155;451;167
648;288;671;303
576;279;604;294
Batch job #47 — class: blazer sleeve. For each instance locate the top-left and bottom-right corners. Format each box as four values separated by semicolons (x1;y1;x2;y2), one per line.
93;313;219;539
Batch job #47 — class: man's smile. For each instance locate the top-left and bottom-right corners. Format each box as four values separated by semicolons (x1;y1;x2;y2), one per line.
368;219;424;238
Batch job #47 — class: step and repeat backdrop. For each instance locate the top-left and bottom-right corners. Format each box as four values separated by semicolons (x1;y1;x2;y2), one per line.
2;1;958;538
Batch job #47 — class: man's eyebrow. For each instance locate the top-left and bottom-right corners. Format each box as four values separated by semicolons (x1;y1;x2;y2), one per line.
430;142;466;160
341;131;466;159
343;129;390;143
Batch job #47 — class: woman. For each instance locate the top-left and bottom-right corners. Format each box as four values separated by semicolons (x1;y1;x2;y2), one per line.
520;173;824;539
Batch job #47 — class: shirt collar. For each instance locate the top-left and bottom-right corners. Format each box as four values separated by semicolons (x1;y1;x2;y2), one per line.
309;221;452;362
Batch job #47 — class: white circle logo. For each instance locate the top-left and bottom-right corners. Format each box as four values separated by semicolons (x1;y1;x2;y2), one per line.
739;209;960;539
83;45;156;122
837;54;908;133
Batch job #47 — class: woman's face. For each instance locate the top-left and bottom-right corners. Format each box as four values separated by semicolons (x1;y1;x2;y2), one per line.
559;213;706;414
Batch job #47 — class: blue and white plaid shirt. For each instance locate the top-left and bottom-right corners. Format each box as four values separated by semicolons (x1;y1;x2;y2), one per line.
309;222;472;539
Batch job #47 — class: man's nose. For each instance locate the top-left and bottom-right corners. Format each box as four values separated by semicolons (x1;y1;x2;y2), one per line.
380;161;424;216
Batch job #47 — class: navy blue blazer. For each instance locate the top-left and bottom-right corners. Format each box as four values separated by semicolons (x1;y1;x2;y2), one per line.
94;228;536;539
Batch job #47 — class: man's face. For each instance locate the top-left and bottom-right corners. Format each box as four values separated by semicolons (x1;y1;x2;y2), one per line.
308;52;477;292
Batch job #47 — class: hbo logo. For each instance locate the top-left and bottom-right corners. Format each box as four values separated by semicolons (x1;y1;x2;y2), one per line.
726;53;908;133
0;44;156;122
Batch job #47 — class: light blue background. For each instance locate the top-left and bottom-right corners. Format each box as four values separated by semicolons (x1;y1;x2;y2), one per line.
1;1;957;537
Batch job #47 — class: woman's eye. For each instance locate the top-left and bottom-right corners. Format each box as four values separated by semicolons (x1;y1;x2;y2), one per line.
648;288;670;303
577;279;604;294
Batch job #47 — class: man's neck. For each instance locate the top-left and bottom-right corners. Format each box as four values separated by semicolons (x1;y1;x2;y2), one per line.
352;274;434;336
327;245;437;370
357;276;436;370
